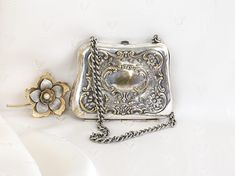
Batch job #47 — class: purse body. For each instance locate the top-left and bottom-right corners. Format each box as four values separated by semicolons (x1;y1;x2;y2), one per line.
71;41;173;120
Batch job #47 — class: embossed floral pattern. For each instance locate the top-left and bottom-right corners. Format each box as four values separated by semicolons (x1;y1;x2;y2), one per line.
143;52;162;69
25;73;70;117
80;92;96;112
146;92;166;112
79;49;169;116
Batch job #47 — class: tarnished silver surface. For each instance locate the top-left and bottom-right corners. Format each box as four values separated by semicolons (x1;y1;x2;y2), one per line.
71;38;173;120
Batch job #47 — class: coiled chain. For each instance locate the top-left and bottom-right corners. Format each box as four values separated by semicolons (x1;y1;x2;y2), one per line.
89;36;176;144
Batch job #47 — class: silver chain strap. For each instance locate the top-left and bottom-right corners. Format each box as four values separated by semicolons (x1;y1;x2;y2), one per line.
89;36;176;144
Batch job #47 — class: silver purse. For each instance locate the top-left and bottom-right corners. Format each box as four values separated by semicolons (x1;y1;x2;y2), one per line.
70;35;176;143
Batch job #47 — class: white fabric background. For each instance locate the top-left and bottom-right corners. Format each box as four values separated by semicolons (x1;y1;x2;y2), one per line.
0;0;235;176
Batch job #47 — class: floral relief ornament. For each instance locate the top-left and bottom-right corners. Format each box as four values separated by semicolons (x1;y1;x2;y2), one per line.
25;72;70;117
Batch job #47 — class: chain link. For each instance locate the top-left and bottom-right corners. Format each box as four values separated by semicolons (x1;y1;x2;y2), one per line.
152;34;161;44
89;36;176;144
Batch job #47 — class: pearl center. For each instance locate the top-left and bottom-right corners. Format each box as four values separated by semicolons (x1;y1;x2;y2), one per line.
43;93;51;100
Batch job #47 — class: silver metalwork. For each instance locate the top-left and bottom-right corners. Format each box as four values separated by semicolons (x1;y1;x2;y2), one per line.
70;35;176;143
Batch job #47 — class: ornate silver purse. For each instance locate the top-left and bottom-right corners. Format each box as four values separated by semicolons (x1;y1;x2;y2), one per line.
70;35;176;143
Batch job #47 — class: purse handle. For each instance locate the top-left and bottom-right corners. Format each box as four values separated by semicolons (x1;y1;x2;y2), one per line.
89;36;176;143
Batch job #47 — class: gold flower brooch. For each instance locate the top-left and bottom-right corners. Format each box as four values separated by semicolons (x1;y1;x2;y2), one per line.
8;73;70;117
